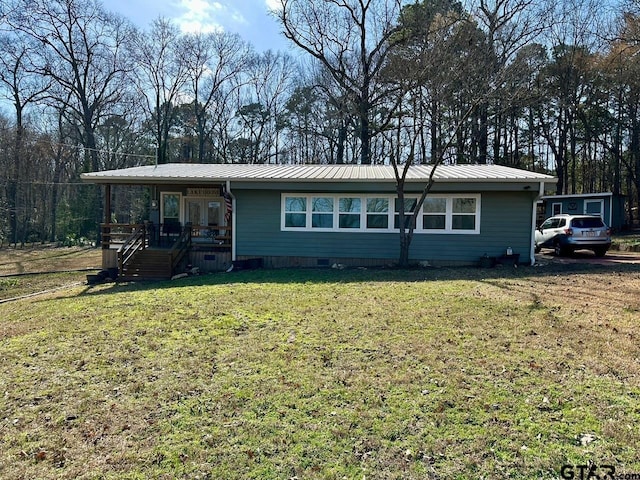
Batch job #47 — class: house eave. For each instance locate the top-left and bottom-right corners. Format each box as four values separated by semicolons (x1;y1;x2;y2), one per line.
80;163;556;186
540;192;617;200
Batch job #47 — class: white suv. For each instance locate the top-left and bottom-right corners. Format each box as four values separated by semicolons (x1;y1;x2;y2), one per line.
535;214;611;257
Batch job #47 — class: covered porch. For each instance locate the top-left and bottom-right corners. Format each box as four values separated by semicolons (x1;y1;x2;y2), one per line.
99;183;234;279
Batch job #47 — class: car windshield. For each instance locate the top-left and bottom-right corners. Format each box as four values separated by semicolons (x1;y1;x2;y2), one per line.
571;217;604;228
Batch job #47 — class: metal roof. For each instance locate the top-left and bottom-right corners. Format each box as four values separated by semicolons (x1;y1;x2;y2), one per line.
81;163;555;184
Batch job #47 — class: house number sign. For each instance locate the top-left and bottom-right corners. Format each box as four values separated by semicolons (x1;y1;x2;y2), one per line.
187;187;221;196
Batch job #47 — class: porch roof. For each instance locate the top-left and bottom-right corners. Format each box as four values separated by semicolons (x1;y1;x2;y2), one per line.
81;163;555;185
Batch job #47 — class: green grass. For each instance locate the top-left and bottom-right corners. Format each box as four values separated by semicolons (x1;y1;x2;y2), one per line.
1;267;639;479
612;232;640;250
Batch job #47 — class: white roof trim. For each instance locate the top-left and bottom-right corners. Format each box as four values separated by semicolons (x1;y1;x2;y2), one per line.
541;192;614;200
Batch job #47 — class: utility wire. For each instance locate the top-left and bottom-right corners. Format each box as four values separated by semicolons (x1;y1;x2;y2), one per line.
44;140;157;160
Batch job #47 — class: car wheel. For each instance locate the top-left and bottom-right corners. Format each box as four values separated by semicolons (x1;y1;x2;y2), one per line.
554;241;568;257
593;247;607;257
534;244;541;253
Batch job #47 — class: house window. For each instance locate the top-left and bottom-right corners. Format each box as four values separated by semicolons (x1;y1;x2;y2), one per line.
311;197;334;228
552;202;562;215
339;198;361;228
394;198;418;229
452;198;477;231
161;192;181;224
584;199;604;217
422;197;446;230
284;196;307;228
281;193;480;234
366;198;389;229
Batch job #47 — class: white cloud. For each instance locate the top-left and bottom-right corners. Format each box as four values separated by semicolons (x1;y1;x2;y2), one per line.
264;0;281;13
176;0;225;33
230;10;248;25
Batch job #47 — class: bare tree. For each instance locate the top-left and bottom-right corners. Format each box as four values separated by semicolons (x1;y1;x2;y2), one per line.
467;0;551;164
0;31;51;244
133;17;190;164
247;50;297;163
607;11;640;223
386;0;546;265
535;0;604;194
275;0;405;164
183;30;253;163
8;0;135;172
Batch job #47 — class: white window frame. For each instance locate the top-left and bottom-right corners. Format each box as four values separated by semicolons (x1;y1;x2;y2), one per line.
366;197;390;230
584;199;604;217
338;197;362;229
282;196;308;229
421;196;448;232
311;196;335;229
281;193;481;234
552;202;562;215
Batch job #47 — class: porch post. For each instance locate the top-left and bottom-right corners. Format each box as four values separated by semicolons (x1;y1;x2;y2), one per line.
226;180;236;261
103;184;112;250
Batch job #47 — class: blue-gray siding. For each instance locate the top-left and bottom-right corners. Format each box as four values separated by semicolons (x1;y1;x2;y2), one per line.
235;190;536;264
543;194;626;230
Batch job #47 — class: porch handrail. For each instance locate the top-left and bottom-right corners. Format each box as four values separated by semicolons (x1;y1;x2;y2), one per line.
101;223;144;249
117;228;146;274
189;224;232;248
169;224;192;275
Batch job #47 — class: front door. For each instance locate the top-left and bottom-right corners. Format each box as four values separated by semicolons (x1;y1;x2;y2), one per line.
186;198;224;237
187;199;203;226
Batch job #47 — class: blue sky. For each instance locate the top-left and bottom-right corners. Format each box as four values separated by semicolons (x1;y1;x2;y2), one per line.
107;0;290;52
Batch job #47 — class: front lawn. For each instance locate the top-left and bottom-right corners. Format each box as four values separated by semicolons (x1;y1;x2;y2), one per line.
1;266;639;479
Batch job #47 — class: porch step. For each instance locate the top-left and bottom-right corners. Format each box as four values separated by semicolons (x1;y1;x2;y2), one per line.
121;249;174;280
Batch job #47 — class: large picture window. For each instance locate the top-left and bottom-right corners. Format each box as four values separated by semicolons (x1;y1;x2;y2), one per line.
281;194;481;234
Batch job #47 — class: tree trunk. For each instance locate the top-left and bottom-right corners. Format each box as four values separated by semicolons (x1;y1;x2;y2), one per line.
359;102;370;164
336;117;346;165
396;183;411;267
10;103;24;246
478;103;488;164
431;99;440;163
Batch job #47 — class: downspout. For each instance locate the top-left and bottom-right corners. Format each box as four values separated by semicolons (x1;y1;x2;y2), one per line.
226;180;236;262
530;181;544;266
608;193;613;231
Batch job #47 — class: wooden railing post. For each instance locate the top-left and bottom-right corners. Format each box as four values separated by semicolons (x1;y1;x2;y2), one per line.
103;185;111;249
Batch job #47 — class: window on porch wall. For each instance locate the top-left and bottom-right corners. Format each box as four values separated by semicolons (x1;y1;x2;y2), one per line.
161;193;181;227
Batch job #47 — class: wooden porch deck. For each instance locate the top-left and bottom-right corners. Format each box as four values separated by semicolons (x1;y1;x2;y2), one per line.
100;223;232;279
